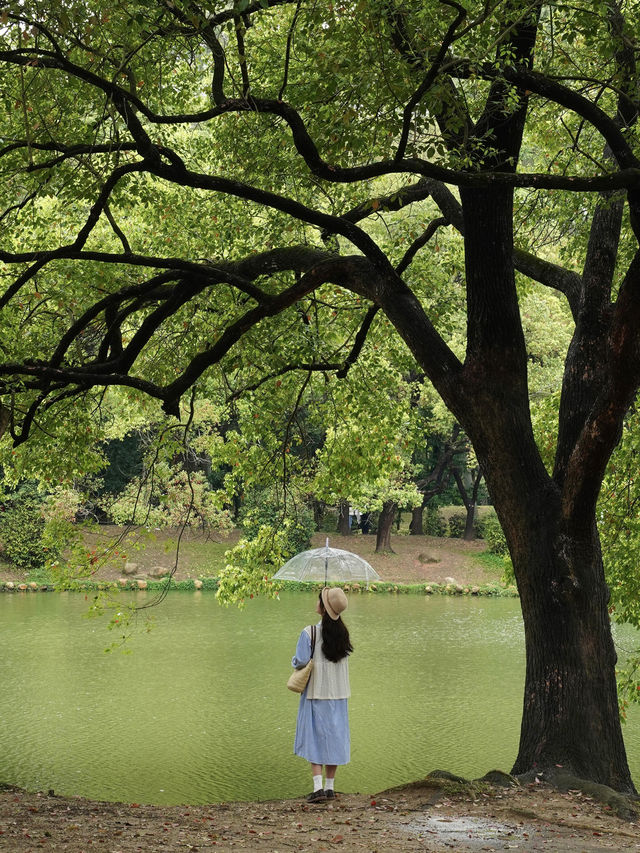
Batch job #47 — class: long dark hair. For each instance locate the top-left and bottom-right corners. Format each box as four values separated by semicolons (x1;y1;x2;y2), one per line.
319;593;353;662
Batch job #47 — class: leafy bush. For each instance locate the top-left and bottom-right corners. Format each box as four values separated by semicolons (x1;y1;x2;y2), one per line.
483;513;508;555
105;462;232;532
0;484;50;568
474;515;487;540
447;512;467;538
0;483;83;571
424;507;447;537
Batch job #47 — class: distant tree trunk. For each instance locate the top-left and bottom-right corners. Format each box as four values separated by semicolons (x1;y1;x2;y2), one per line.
312;499;326;530
375;500;397;553
337;500;351;536
409;505;423;535
452;467;483;541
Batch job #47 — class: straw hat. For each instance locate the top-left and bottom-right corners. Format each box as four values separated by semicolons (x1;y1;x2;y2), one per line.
321;587;348;620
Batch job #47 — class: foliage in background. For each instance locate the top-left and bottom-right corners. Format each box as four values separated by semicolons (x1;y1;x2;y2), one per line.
106;462;232;531
0;483;50;568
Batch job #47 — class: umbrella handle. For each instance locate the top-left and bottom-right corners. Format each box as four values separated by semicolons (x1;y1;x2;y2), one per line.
325;537;329;586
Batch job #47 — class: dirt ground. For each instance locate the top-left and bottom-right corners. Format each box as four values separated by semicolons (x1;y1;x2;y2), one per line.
1;777;639;852
305;532;492;586
0;527;495;588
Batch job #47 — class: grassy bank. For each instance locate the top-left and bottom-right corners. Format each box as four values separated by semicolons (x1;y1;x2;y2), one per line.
0;522;510;594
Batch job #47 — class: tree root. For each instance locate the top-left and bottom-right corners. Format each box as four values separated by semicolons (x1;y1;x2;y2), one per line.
520;768;639;821
381;768;638;821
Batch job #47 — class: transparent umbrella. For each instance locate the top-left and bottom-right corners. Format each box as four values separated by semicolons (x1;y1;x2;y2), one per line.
272;538;381;587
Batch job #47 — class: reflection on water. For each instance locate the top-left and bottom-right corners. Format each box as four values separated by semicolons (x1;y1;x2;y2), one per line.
0;591;638;804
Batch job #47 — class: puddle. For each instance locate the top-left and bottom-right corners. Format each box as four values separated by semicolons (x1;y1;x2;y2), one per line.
404;815;527;850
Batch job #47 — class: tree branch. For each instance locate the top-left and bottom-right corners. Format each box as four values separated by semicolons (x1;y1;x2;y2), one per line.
513;249;582;317
561;250;640;521
396;218;447;275
336;305;379;379
226;362;342;402
395;0;468;161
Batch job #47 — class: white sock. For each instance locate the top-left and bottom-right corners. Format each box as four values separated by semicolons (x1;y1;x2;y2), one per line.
324;777;335;791
313;774;323;792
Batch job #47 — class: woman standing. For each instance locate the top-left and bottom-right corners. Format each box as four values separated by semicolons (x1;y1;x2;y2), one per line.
291;587;353;803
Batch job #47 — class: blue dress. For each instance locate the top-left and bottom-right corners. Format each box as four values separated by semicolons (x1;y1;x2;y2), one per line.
292;628;350;765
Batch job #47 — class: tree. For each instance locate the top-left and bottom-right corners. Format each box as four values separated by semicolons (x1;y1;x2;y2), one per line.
1;0;640;792
451;463;483;540
409;423;466;534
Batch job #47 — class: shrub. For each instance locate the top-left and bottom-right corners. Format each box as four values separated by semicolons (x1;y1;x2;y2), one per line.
483;513;508;555
447;512;467;538
0;484;49;569
424;507;447;537
105;462;232;532
474;515;487;539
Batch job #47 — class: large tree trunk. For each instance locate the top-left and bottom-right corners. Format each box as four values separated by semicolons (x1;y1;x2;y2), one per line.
468;412;634;791
371;0;639;783
460;184;634;792
515;554;626;784
378;183;637;791
496;489;633;789
375;500;396;553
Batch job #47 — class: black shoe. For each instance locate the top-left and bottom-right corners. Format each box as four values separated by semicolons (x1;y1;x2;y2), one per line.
306;790;327;803
324;789;336;799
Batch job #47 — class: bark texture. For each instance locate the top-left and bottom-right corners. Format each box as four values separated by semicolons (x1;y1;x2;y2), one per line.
375;500;397;553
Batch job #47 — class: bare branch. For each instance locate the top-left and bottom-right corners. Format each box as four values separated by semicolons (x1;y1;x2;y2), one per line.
395;1;468;161
396;218;447;275
335;305;379;379
279;0;303;102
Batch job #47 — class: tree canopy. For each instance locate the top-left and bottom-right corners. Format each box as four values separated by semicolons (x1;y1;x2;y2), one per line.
2;0;640;793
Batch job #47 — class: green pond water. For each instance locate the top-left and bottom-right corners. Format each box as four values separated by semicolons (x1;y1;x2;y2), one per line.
1;591;639;805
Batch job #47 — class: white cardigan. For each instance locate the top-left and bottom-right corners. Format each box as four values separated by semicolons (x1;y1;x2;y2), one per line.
305;622;351;700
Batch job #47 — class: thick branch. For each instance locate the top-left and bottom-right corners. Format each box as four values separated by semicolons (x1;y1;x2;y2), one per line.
472;3;541;170
561;250;640;521
513;250;582;318
161;256;381;412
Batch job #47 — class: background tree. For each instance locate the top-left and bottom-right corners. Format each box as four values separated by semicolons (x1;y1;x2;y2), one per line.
409;423;466;534
1;0;640;793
